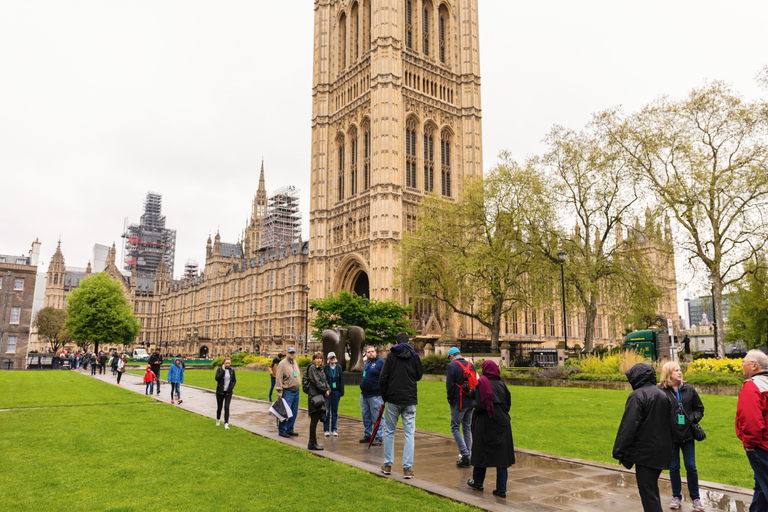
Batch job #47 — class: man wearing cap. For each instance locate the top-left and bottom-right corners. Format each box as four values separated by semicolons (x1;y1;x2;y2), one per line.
360;346;384;446
275;347;301;438
446;347;475;468
380;332;423;479
323;352;345;436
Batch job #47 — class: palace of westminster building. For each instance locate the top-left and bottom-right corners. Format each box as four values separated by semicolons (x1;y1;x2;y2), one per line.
41;0;678;359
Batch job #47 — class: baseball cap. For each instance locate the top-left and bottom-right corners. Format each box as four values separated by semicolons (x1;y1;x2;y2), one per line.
447;347;460;358
327;352;337;359
286;347;296;353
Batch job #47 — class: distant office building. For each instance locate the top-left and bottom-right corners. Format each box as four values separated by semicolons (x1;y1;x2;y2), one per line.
92;243;110;273
0;240;40;369
261;186;301;249
123;192;177;278
686;295;731;328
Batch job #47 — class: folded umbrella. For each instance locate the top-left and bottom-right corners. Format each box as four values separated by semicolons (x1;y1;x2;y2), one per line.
368;403;386;449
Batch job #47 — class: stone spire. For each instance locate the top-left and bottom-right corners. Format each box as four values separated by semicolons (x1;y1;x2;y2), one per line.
105;242;116;267
85;260;92;277
206;234;213;259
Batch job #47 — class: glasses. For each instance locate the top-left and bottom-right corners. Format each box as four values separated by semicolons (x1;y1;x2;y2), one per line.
743;360;756;366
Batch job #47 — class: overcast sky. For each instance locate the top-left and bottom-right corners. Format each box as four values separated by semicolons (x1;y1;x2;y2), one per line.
2;1;766;310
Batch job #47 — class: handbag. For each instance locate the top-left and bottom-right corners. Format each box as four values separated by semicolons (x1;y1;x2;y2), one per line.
311;394;325;408
691;423;706;442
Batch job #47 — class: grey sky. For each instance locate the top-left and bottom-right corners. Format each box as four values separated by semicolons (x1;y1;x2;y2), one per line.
2;1;766;310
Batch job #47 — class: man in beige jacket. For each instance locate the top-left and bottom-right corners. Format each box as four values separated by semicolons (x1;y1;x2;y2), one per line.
275;347;301;438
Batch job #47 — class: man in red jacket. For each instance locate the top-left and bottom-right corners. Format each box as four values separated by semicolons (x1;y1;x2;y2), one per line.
736;349;768;512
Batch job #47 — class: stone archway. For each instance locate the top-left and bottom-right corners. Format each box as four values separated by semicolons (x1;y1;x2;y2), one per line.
333;254;371;298
352;271;369;298
199;346;209;358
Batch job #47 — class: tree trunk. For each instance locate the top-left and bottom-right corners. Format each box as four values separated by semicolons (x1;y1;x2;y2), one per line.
583;295;598;352
490;296;503;351
713;280;725;359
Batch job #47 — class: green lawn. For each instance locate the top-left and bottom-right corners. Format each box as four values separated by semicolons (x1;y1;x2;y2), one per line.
0;371;474;512
131;369;752;489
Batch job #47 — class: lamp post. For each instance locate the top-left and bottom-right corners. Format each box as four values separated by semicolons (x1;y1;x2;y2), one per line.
469;298;474;363
160;301;165;352
558;250;568;351
304;285;310;354
708;273;718;358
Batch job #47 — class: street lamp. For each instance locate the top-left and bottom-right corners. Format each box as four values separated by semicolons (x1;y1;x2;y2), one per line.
708;273;718;358
304;285;310;354
469;298;474;363
558;250;568;351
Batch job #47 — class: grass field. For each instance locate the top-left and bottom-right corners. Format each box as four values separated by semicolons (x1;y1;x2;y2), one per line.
128;368;753;489
0;372;475;512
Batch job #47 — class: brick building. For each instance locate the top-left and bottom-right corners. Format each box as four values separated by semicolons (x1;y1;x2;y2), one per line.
0;240;40;369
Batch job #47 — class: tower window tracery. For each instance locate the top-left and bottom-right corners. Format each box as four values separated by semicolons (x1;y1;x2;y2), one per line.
423;3;431;56
441;129;451;197
350;127;358;196
405;119;417;188
363;121;370;190
338;135;346;201
405;0;413;49
424;124;434;192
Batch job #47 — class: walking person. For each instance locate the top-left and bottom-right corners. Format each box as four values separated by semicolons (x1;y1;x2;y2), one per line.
116;355;126;385
659;361;705;511
446;347;476;468
736;349;768;512
90;352;98;375
307;351;329;450
380;332;423;479
323;352;344;437
360;346;384;446
148;348;163;395
275;347;301;438
143;365;158;394
167;357;185;405
466;360;515;498
99;352;107;374
269;350;285;402
215;357;236;429
110;353;119;376
613;363;674;512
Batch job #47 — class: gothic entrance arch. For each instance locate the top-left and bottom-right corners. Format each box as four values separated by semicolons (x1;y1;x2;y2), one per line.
334;254;370;298
199;346;209;358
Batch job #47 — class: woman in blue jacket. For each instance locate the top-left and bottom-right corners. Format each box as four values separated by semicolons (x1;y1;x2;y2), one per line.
323;352;344;436
167;357;185;405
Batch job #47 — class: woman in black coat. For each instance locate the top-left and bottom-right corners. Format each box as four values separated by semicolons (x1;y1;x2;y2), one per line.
214;357;237;430
659;361;705;511
467;360;515;498
306;351;329;451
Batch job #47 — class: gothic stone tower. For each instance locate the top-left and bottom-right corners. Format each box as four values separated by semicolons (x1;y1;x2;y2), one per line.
309;0;482;302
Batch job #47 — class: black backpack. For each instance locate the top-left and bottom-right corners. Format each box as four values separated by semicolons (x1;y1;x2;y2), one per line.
302;368;311;394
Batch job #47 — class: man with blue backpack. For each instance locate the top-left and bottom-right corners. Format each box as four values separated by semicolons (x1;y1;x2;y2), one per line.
446;346;477;468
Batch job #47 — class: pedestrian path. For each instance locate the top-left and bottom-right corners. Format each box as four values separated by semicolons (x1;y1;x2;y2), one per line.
91;370;752;512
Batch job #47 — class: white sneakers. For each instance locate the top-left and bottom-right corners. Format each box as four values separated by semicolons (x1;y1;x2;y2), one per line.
332;431;338;437
224;423;230;430
324;431;330;437
216;420;221;427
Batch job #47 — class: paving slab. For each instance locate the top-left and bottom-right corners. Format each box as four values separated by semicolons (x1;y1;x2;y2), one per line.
89;370;753;512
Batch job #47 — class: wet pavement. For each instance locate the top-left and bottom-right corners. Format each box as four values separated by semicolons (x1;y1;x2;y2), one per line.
91;370;752;512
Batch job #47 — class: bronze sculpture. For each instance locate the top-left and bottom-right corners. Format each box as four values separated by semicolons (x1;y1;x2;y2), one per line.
321;326;365;372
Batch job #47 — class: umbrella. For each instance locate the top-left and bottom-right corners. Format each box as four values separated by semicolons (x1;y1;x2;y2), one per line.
368;403;386;449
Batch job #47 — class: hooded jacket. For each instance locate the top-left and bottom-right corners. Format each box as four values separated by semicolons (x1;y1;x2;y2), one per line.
167;358;185;384
736;372;768;451
360;356;384;397
142;367;157;383
612;363;674;470
379;344;423;406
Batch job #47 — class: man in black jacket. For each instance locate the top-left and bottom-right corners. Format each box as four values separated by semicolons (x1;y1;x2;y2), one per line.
613;363;674;512
379;332;423;479
148;348;163;395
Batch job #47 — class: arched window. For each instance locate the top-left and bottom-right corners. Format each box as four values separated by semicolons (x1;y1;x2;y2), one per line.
363;121;371;190
424;124;434;192
441;129;451;197
339;12;347;71
404;0;413;50
423;1;432;56
351;2;359;62
405;118;417;188
439;4;450;65
364;0;371;53
337;135;345;201
349;126;358;195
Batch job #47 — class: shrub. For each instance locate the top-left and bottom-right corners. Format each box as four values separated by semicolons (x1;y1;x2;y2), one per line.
687;357;744;375
532;367;582;379
296;356;312;369
211;353;273;367
567;373;629;382
684;372;745;386
421;354;450;375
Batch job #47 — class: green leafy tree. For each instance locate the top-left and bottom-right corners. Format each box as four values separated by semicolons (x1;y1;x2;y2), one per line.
309;291;414;345
65;272;141;354
542;124;663;351
398;156;556;351
34;307;70;353
726;255;768;349
606;81;768;357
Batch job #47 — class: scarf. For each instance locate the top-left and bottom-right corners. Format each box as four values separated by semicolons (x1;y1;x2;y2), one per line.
477;360;501;418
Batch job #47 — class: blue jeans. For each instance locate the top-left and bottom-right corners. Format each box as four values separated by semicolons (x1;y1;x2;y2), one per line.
170;382;181;400
360;394;384;440
746;448;768;512
279;388;300;434
269;377;276;402
384;403;416;470
451;403;473;458
670;439;699;500
324;390;341;432
145;381;154;394
472;466;508;493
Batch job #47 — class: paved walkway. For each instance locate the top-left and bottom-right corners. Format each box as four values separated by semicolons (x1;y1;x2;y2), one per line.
91;370;752;512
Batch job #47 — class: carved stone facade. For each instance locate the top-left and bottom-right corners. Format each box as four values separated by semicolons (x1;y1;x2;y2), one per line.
308;0;482;303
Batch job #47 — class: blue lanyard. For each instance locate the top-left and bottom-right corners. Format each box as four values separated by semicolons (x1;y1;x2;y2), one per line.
675;388;684;413
330;365;336;380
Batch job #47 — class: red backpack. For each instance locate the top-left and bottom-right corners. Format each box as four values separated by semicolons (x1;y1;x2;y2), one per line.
454;359;477;408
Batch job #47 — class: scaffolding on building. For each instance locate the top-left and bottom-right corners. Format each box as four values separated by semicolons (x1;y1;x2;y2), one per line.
183;259;199;279
261;186;301;249
122;192;177;278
